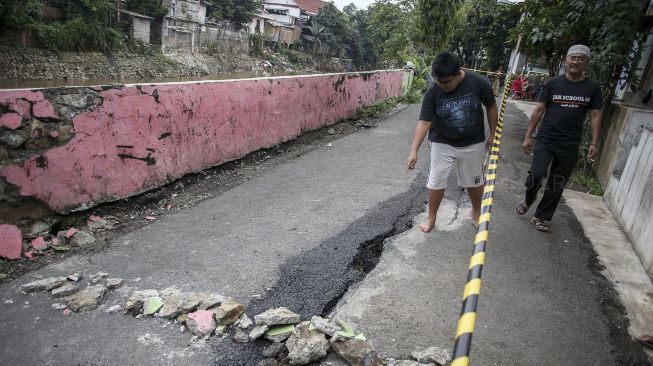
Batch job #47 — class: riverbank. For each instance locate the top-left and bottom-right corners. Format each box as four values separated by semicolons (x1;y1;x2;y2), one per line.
0;46;348;89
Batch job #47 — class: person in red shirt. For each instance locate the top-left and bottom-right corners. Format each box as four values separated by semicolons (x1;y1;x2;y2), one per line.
512;74;523;99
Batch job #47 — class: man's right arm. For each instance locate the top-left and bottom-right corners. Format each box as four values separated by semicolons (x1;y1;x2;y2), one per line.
407;120;431;170
523;102;545;153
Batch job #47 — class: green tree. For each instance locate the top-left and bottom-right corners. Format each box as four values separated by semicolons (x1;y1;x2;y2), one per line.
0;0;42;33
207;0;258;29
416;0;465;52
312;2;349;57
126;0;168;19
367;0;418;67
449;0;520;70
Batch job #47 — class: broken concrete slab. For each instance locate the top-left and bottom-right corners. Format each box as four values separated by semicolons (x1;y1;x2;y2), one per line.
89;272;109;284
197;292;225;310
233;328;249;343
124;289;160;314
30;237;48;250
0;224;22;260
255;307;300;326
20;277;68;292
69;230;95;247
106;305;122;314
105;278;123;289
311;315;342;337
50;283;79;298
331;339;383;366
258;358;279;366
66;284;108;312
411;346;451;365
213;297;245;326
249;324;269;340
286;321;329;365
186;310;215;336
388;360;435;366
237;313;253;329
158;292;201;318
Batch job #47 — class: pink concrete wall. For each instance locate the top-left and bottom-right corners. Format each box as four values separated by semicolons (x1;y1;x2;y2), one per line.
0;71;403;213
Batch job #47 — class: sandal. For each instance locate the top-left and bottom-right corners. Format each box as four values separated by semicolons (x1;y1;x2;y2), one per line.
515;201;530;215
530;217;549;232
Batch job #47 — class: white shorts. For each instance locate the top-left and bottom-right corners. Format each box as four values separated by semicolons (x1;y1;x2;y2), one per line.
427;141;486;190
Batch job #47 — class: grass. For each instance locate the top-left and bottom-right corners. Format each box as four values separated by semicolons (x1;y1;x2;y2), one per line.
571;169;605;196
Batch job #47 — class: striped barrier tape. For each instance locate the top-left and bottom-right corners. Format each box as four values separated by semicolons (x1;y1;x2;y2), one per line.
450;73;513;366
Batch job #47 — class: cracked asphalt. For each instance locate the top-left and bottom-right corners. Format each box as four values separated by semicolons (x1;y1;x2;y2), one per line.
0;100;649;366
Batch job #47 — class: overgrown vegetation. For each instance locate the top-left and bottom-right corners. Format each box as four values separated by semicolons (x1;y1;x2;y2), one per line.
571;170;605;196
358;97;400;119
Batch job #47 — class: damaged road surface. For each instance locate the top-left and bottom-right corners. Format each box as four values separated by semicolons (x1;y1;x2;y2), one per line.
0;105;430;365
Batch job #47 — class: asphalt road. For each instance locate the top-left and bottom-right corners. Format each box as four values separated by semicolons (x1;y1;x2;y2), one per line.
0;101;648;365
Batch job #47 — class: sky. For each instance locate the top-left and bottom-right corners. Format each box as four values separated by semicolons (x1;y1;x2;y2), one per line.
330;0;375;10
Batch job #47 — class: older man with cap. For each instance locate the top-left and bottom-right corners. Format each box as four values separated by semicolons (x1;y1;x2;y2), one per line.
515;44;603;232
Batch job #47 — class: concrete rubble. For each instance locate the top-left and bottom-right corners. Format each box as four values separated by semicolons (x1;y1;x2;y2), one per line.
66;284;108;312
411;346;451;365
12;274;412;366
255;307;301;326
285;321;329;365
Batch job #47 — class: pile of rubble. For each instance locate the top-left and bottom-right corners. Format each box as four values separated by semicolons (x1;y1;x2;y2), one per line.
15;274;451;366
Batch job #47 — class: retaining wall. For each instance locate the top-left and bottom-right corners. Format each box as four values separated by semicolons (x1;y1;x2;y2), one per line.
0;71;404;218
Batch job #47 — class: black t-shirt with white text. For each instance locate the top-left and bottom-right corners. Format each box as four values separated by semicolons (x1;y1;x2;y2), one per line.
537;75;603;145
418;71;496;147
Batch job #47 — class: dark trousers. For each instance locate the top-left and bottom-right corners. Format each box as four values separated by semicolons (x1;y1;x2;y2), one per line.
524;141;578;221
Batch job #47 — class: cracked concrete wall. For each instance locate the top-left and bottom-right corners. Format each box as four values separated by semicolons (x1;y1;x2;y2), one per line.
0;71;403;217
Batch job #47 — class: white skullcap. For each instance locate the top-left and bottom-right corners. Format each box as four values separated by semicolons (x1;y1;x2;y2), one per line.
567;44;591;58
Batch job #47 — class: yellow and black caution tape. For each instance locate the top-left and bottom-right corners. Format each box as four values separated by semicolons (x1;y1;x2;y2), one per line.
450;73;513;366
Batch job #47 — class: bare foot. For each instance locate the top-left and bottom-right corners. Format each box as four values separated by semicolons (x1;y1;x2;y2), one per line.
418;217;436;232
470;211;480;227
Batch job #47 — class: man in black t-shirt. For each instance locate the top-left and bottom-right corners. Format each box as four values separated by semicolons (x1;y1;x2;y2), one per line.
516;45;603;232
407;52;498;232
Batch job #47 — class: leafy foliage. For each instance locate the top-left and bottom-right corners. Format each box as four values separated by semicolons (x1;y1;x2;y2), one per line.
126;0;168;19
0;0;42;32
312;2;349;57
416;0;465;52
207;0;258;29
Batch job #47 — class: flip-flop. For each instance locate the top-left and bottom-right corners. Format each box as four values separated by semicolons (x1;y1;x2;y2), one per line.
515;201;529;215
530;217;549;232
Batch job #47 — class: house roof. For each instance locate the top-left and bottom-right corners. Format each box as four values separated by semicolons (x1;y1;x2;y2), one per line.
294;0;328;15
263;0;300;8
116;9;154;20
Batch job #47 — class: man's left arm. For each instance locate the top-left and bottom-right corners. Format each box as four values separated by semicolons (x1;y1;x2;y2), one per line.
486;103;499;149
588;109;602;160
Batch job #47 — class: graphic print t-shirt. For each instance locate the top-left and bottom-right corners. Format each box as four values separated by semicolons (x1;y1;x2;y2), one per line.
537;75;603;144
418;71;495;147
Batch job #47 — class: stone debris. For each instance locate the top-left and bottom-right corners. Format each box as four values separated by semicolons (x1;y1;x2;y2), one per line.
66;273;82;282
331;339;383;366
4;300;14;304
87;215;109;230
213;297;245;326
249;324;269;340
144;296;164;315
233;328;249;343
264;324;295;343
310;316;342;337
51;283;79;298
124;289;160;314
69;230;95;247
26;221;52;238
258;358;279;366
262;342;286;358
411;347;451;366
64;228;77;238
186;310;215;336
0;224;22;260
197;292;225;310
388;361;435;366
237;313;253;329
106;305;122;314
89;272;109;284
63;308;71;316
159;292;201;318
255;307;300;326
327;128;336;135
51;303;67;310
21;277;68;292
66;284;108;312
30;236;48;250
286;321;329;365
105;278;123;289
